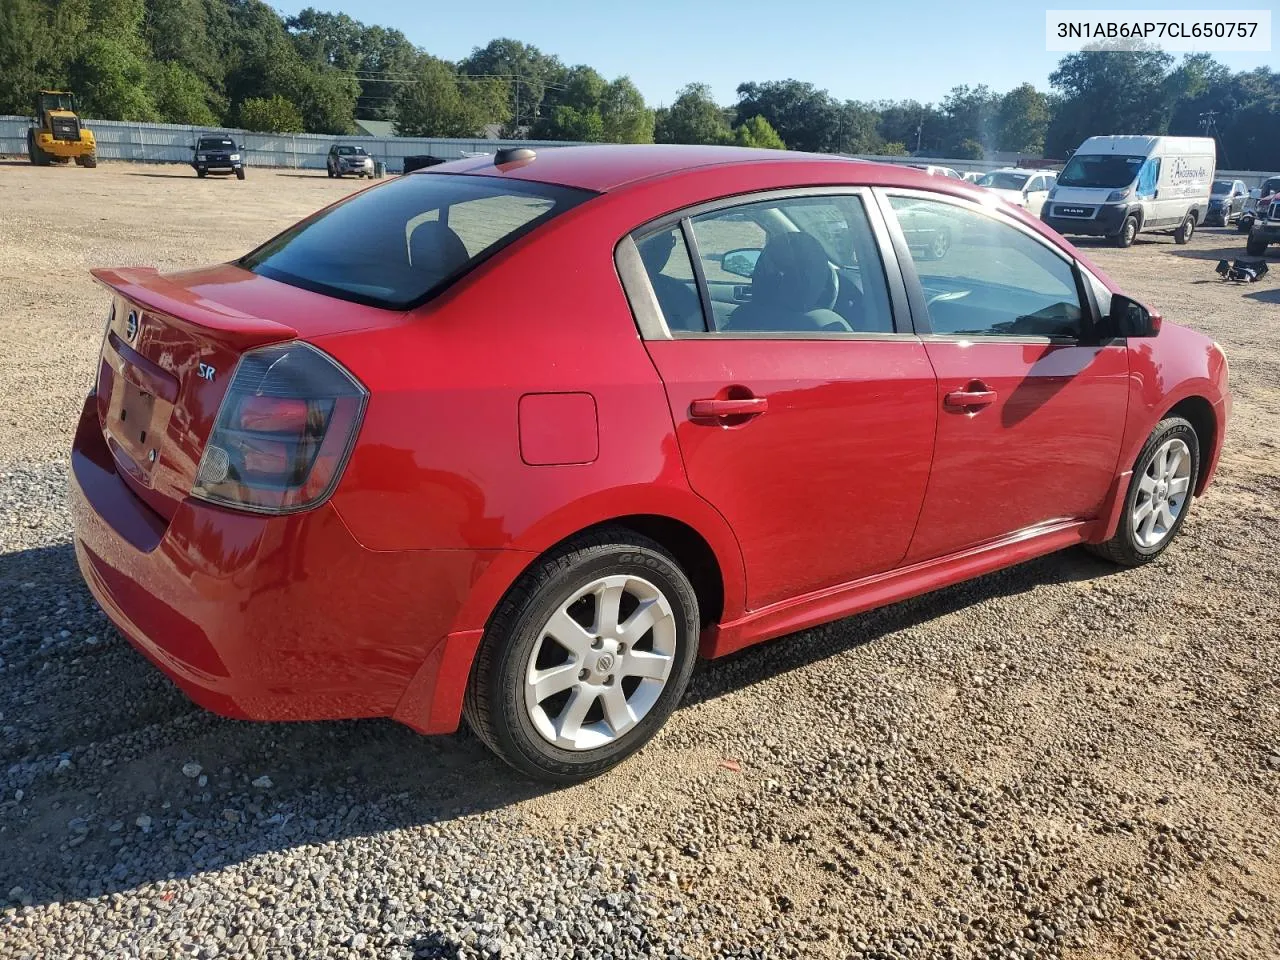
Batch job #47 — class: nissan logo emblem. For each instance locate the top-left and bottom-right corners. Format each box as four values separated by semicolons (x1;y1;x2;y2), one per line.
125;310;139;342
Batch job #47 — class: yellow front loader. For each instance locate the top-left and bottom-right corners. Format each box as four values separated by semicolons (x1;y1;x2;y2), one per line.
27;90;97;167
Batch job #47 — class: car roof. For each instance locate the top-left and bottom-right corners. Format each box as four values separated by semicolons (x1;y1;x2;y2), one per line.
419;143;881;193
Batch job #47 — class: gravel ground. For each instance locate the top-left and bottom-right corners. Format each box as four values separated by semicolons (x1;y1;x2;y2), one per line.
1;163;1278;959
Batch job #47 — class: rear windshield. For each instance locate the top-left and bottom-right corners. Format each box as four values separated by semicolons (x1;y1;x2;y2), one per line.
241;173;593;310
979;172;1028;190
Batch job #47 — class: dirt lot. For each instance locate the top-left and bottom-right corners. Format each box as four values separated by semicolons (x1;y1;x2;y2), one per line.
1;162;1278;959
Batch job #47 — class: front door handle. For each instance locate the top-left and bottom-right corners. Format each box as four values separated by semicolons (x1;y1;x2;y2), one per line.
689;396;769;419
944;388;997;409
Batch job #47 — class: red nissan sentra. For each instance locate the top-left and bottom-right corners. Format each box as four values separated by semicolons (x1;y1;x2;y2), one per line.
71;145;1230;781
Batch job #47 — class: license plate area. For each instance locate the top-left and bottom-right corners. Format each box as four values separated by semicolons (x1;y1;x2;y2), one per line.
102;330;179;486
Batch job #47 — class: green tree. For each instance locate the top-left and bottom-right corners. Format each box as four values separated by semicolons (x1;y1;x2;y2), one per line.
734;79;837;152
655;83;730;145
149;61;219;125
0;0;47;115
70;35;158;120
732;114;785;149
1046;42;1174;157
953;138;985;160
997;83;1048;153
394;55;509;137
600;77;654;143
940;84;1000;155
238;93;303;132
879;141;909;156
460;38;564;135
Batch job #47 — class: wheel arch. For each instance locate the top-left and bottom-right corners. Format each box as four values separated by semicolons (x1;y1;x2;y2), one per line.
1164;394;1218;495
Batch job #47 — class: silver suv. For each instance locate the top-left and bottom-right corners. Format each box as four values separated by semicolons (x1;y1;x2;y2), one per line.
327;144;374;179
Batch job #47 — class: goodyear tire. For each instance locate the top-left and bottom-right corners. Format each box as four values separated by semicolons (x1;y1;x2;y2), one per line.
464;528;700;783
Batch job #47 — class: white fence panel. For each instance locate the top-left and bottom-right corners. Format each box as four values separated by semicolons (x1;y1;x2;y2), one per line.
0;115;581;171
2;116;1275;185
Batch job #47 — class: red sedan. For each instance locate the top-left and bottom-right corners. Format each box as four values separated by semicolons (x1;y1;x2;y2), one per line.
71;145;1230;781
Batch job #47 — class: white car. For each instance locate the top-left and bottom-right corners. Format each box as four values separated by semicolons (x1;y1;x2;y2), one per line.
976;168;1059;216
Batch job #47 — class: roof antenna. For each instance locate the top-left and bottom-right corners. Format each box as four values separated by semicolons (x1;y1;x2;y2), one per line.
494;147;536;166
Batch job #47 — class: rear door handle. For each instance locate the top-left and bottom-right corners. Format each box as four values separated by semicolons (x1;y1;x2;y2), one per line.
689;397;769;419
944;388;997;409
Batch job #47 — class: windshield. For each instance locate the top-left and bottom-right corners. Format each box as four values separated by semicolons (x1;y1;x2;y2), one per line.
1057;154;1144;189
978;172;1029;190
335;146;366;156
1262;178;1280;196
1211;180;1233;195
241;173;593;310
198;138;234;150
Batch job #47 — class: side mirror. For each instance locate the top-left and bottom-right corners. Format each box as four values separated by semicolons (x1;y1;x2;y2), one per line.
721;248;761;278
1110;293;1161;338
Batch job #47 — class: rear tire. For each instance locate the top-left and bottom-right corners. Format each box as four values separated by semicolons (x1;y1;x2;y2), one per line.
1174;213;1195;244
463;528;700;783
1114;215;1138;248
1087;417;1199;567
1246;234;1269;256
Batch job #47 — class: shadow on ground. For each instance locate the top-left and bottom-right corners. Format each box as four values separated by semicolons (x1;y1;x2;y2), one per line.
0;537;1121;908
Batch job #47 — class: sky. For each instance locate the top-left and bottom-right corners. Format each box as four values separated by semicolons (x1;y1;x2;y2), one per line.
272;0;1275;106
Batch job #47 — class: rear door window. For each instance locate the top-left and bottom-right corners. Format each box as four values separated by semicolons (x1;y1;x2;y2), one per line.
241;174;593;309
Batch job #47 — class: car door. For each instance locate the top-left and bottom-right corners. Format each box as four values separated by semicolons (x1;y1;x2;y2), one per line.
1023;175;1050;216
1232;181;1248;219
620;189;938;611
878;190;1128;563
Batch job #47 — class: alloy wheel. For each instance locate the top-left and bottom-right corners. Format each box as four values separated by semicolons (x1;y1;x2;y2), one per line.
523;574;677;751
1132;437;1192;548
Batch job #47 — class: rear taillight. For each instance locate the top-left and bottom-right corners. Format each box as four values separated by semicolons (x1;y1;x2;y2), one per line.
192;342;366;514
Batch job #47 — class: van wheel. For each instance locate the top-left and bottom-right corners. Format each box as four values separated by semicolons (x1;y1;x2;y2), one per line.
1174;213;1195;244
464;528;700;783
1087;417;1199;567
1115;215;1138;248
1246;234;1269;256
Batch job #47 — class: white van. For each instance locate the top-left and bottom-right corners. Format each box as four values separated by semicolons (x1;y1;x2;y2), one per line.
1041;136;1216;247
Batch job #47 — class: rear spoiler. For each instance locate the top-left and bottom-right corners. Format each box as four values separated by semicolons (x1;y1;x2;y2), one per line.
90;267;298;349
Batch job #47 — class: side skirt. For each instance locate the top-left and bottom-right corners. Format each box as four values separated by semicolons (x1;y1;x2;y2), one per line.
701;519;1091;659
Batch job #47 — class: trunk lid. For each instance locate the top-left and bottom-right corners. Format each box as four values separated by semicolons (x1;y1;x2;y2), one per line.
90;264;399;520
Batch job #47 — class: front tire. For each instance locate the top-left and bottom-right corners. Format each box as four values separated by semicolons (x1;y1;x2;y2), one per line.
1174;213;1195;244
1246;234;1269;256
235;168;245;180
1115;214;1139;248
1088;417;1199;567
464;529;700;783
27;131;50;166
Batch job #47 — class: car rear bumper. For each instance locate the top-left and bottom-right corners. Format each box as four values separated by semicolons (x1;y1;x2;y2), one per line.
69;395;498;731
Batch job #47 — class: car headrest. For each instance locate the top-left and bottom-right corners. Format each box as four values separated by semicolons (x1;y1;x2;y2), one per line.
638;231;677;275
751;232;837;313
409;221;470;276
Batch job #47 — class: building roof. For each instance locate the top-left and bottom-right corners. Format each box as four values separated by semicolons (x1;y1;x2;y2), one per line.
353;119;396;138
